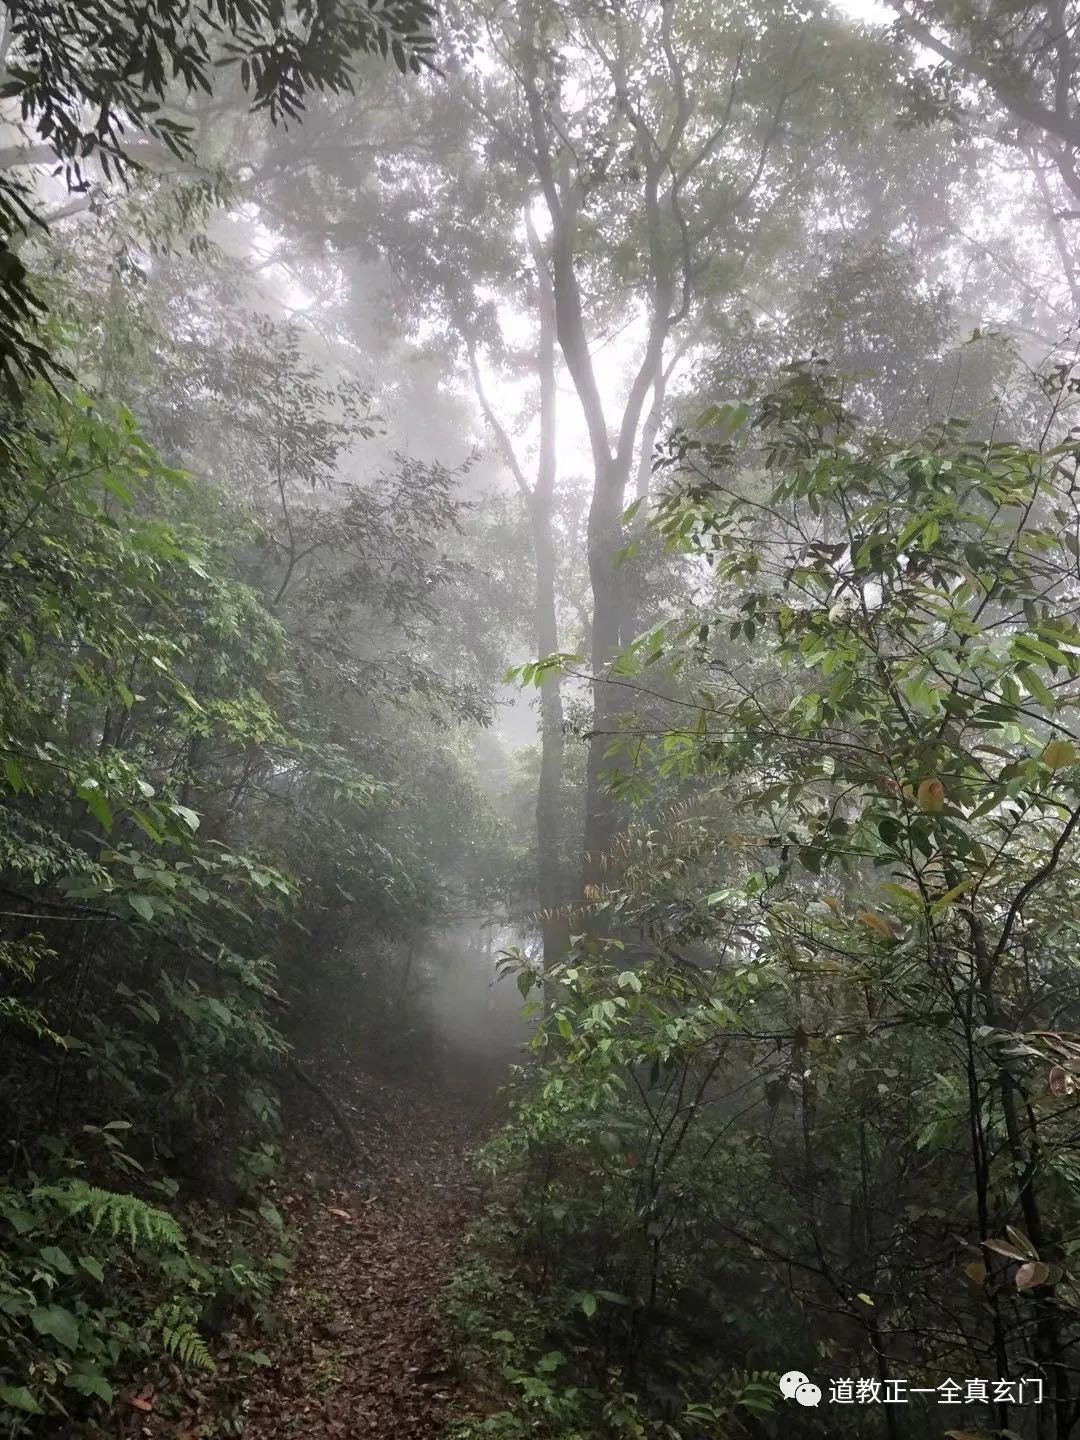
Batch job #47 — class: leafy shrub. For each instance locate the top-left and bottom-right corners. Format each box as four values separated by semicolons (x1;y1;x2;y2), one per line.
0;389;301;1427
478;364;1080;1437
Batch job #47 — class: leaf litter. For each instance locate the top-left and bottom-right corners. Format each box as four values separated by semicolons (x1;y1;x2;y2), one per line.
141;1064;493;1439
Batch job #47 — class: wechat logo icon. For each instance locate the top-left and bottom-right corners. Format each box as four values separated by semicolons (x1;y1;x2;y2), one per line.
780;1371;822;1407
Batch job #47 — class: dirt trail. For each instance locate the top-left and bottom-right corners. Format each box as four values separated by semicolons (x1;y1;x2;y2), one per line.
129;1059;503;1440
239;1068;490;1440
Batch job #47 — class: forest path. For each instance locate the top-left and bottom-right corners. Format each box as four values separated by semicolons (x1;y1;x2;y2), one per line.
176;1065;497;1440
243;1068;490;1439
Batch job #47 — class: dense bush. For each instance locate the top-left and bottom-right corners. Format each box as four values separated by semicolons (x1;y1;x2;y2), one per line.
0;387;304;1423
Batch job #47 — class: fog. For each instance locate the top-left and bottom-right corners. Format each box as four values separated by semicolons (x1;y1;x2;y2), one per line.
3;1;1080;1436
419;925;532;1075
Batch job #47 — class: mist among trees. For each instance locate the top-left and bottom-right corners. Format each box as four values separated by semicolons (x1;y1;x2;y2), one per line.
1;1;1080;1437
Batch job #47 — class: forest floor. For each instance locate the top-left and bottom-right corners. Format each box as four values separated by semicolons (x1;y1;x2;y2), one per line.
137;1058;500;1440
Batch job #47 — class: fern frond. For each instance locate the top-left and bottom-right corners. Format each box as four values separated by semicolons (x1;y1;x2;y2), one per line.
33;1180;186;1250
157;1304;215;1371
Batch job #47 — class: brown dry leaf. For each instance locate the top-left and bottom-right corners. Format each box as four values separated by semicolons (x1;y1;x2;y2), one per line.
1033;1031;1080;1061
917;777;945;812
857;911;898;940
1015;1261;1050;1290
1041;738;1078;769
1005;1224;1038;1259
982;1237;1028;1261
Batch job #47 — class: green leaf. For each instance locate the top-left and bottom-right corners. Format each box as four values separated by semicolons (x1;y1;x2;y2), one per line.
101;473;135;506
127;894;155;923
77;782;113;832
131;810;164;843
3;755;24;792
169;803;200;831
0;1386;42;1414
38;1245;75;1275
30;1303;80;1351
581;1292;598;1318
64;1366;113;1403
78;1256;105;1282
1018;664;1055;711
1;1205;36;1235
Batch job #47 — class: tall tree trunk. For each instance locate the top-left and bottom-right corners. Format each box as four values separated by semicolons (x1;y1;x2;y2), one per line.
617;342;689;651
518;0;702;897
583;454;630;891
528;211;569;964
465;209;567;963
538;176;673;891
533;502;566;960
